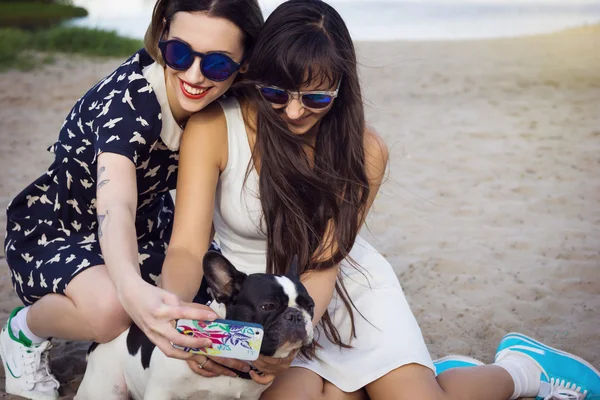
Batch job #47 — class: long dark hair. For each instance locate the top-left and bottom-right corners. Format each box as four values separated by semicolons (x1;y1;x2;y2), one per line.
144;0;264;65
241;0;369;358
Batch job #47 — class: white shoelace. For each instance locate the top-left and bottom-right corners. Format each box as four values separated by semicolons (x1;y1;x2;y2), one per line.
22;341;59;391
540;378;588;400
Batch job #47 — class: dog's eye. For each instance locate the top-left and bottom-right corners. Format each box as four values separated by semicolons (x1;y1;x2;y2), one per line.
261;303;276;311
307;304;315;314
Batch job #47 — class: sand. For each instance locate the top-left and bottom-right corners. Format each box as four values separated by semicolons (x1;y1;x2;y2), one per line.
1;27;599;398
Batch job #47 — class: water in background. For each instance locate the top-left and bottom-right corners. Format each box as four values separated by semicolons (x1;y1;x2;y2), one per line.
69;0;600;41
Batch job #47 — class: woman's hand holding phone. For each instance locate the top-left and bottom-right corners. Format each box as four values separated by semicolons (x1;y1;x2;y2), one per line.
118;279;218;360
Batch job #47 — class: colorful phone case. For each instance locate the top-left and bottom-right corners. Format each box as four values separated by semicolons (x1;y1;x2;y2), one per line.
173;319;264;361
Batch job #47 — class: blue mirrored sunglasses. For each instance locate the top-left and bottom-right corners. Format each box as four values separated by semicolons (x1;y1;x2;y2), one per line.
158;28;244;82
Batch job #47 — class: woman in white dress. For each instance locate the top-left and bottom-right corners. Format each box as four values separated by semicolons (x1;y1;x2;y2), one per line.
161;0;600;399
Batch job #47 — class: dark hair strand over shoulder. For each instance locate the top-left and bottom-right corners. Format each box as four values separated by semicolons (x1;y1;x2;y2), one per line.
241;0;370;359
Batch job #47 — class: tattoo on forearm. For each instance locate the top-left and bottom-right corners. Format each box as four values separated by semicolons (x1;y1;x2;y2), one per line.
97;179;110;190
97;166;110;190
97;210;109;239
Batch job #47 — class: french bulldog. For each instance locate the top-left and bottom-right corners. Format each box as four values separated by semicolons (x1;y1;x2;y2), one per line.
75;251;315;400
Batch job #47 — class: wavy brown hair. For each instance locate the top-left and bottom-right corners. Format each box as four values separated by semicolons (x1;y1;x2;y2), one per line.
239;0;370;358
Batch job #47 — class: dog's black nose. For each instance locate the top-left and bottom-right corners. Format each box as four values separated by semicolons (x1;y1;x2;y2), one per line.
284;308;304;324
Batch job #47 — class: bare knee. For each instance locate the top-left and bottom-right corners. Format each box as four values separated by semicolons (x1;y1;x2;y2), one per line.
86;295;131;343
261;390;313;400
261;371;364;400
66;265;132;343
260;370;323;400
262;388;362;400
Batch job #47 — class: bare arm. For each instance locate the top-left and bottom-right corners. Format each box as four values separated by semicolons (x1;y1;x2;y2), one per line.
160;103;254;377
95;153;142;292
95;152;217;358
160;103;228;303
301;129;389;326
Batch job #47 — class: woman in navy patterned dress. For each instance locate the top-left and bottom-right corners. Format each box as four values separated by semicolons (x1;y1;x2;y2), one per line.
0;1;263;398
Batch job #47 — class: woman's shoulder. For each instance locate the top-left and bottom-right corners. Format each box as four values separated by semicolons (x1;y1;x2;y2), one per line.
52;49;163;165
364;126;389;166
180;101;230;171
187;95;249;130
77;49;162;117
187;100;228;129
71;49;162;133
183;100;231;152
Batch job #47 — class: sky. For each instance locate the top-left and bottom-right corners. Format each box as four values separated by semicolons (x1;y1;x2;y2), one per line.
259;0;600;4
70;0;600;41
73;0;600;16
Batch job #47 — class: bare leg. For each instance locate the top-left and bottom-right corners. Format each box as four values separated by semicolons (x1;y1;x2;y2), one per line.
26;265;131;343
366;363;514;400
260;367;368;400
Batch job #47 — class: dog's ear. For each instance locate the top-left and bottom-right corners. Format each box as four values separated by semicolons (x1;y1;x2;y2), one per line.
285;255;300;280
203;251;247;304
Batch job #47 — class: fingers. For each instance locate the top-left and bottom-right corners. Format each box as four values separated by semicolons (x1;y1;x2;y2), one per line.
147;332;194;360
173;303;219;322
155;290;218;322
253;355;281;368
253;351;298;375
250;370;276;385
251;358;268;371
146;324;213;360
252;359;279;375
153;302;218;323
153;323;213;350
208;356;251;373
200;358;238;378
181;301;217;312
257;350;296;366
132;287;221;360
161;291;182;307
284;349;299;362
252;363;279;376
186;359;219;378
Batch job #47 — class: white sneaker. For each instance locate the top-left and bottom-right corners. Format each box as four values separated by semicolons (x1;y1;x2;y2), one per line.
0;307;59;400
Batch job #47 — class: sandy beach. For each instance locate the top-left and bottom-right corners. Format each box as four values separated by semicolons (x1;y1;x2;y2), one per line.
1;27;599;398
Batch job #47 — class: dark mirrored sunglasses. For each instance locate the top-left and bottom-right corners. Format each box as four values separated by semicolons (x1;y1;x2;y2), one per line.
158;39;243;82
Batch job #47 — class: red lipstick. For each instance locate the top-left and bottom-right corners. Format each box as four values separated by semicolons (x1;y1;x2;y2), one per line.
179;79;212;100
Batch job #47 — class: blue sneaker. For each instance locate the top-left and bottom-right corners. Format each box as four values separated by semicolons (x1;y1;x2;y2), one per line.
433;354;484;376
496;332;600;399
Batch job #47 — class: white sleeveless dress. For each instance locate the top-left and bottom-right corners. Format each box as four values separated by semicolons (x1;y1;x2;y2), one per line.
212;96;435;392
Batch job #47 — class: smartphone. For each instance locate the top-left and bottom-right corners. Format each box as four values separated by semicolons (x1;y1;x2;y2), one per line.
173;318;264;361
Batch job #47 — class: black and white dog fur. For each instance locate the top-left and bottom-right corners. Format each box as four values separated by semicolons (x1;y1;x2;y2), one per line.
75;251;315;400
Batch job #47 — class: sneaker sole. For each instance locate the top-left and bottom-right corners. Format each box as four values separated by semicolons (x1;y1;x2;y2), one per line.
499;332;600;377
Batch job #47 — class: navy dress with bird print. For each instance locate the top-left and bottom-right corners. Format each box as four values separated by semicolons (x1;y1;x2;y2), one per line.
4;49;217;305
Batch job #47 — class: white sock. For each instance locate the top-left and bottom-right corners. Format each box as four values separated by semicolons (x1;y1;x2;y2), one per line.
494;351;542;399
10;307;48;345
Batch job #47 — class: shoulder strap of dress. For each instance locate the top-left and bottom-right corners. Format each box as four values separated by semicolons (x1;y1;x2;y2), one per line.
218;96;251;176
